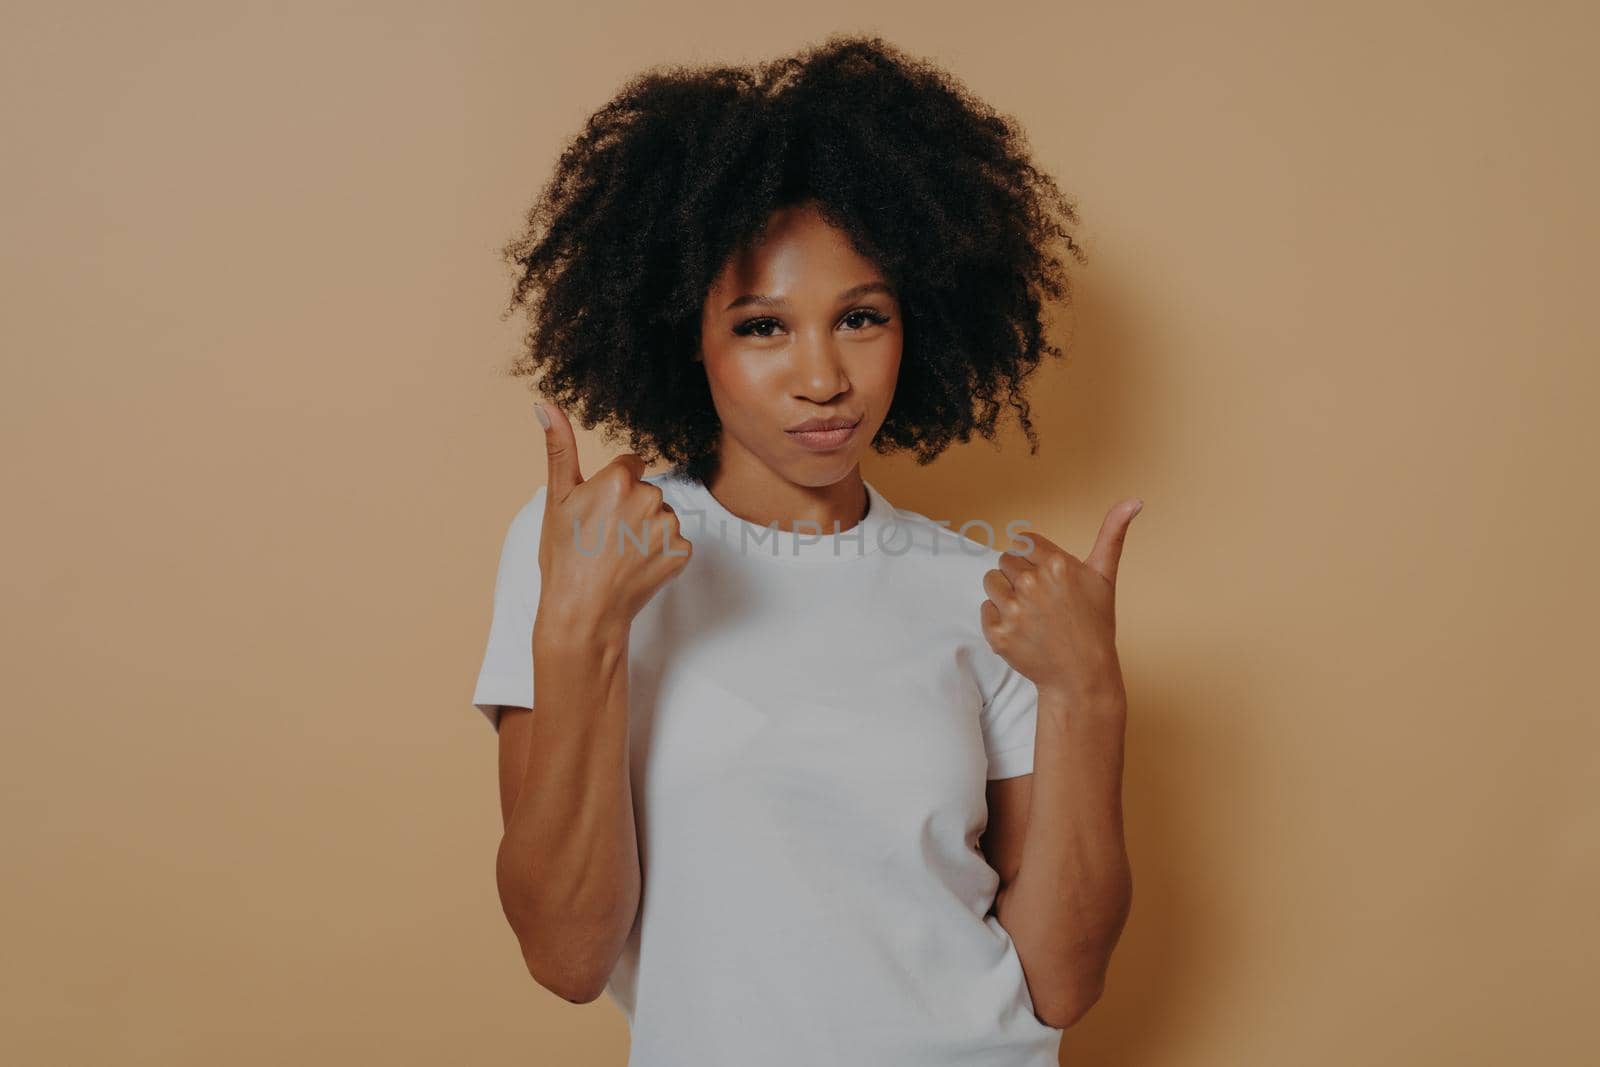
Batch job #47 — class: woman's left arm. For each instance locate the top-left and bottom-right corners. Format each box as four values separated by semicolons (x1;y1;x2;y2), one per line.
977;499;1143;1030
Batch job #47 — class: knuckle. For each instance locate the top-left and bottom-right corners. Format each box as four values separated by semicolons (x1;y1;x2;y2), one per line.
599;464;634;494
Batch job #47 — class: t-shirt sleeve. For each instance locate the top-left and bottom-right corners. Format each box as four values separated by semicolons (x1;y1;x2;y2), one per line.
976;651;1040;780
470;485;548;733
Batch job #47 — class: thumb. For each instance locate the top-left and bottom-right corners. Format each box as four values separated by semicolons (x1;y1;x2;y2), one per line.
536;401;583;501
1084;498;1143;587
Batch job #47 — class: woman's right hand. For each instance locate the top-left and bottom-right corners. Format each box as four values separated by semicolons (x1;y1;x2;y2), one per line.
533;401;693;644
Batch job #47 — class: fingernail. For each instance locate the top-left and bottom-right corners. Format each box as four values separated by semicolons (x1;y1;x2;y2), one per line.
534;403;550;429
1131;499;1144;518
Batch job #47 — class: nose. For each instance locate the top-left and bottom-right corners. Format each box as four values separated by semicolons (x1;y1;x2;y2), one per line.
791;331;850;404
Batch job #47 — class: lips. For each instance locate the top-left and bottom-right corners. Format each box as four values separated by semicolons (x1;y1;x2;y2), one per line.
785;415;861;452
786;415;861;433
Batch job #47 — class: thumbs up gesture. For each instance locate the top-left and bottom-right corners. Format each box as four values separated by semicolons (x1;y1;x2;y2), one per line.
534;401;693;644
979;500;1143;708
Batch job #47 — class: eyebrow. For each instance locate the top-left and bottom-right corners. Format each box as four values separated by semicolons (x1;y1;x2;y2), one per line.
723;281;894;312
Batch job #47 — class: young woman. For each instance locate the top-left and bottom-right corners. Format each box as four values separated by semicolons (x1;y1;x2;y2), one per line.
472;34;1139;1067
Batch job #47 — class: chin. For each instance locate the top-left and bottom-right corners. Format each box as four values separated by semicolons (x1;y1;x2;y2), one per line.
775;448;864;488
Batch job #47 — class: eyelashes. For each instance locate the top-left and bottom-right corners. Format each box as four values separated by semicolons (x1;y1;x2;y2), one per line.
732;307;892;338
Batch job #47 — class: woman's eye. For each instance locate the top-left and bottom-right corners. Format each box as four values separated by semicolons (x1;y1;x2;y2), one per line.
732;317;783;338
732;308;889;337
841;308;890;330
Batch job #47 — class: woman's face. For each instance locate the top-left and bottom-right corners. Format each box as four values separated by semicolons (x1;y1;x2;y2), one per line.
698;201;903;488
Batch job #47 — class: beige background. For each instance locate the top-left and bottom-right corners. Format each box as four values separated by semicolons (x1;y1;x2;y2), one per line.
3;1;1595;1064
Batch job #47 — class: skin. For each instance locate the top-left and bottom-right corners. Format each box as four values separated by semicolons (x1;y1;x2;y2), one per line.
495;199;1140;1028
978;508;1141;1027
494;412;690;1002
694;200;904;535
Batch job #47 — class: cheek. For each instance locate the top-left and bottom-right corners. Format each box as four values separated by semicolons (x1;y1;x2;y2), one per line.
865;336;903;396
702;352;778;421
702;331;902;414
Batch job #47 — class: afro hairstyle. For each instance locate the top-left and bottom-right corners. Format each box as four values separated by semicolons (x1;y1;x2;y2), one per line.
500;33;1086;483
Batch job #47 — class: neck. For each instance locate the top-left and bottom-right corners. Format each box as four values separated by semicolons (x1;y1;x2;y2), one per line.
700;445;869;535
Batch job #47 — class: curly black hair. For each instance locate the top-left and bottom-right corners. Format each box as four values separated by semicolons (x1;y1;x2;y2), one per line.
500;33;1086;484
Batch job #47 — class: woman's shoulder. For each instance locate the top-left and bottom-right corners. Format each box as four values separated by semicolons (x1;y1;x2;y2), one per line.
882;501;1008;570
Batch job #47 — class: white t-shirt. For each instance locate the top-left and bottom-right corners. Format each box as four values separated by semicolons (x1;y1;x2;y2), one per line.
472;465;1063;1066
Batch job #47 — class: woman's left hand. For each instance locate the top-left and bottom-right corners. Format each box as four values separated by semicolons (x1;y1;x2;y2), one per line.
980;499;1144;708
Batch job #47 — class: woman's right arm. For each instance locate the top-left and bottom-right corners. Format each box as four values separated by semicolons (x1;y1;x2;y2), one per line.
491;401;689;1004
495;609;637;1004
